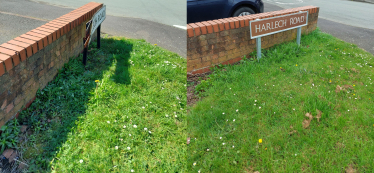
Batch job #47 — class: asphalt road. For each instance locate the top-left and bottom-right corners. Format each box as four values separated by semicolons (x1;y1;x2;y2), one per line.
30;0;186;27
0;0;186;57
264;2;374;55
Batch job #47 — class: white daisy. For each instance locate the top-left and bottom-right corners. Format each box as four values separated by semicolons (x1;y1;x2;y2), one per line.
80;159;83;163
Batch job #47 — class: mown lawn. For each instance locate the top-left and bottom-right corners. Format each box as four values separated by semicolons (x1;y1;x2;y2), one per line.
188;28;374;172
15;37;186;172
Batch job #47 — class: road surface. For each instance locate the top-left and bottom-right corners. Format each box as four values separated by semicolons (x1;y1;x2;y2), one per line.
264;1;374;55
0;0;186;57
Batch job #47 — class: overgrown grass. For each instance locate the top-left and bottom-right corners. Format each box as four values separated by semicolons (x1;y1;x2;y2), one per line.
188;28;374;172
15;37;186;172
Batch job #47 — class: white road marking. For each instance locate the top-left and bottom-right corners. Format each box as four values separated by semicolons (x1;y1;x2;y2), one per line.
173;25;187;30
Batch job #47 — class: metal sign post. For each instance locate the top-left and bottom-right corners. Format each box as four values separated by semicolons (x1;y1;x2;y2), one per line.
256;37;261;59
82;5;106;66
249;11;308;61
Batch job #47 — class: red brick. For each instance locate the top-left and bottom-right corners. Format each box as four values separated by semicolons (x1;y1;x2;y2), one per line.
14;37;38;54
207;21;219;33
0;61;5;76
41;25;60;39
36;27;57;41
25;32;48;48
187;24;194;37
0;48;19;67
30;29;53;44
212;20;224;31
0;54;13;71
196;22;207;35
7;40;33;58
201;22;213;34
218;19;230;30
189;23;201;36
232;17;240;28
20;34;44;50
0;43;26;62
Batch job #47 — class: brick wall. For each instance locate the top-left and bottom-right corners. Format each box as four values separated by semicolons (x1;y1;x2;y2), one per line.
187;6;320;75
0;2;103;127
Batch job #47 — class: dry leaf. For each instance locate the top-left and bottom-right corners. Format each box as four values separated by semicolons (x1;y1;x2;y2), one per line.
351;68;359;73
345;164;356;173
343;85;354;90
305;112;313;120
316;109;322;122
302;119;311;129
335;85;343;93
187;137;190;145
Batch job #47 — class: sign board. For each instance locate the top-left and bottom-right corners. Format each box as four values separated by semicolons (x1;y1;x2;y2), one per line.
250;11;308;39
88;5;106;45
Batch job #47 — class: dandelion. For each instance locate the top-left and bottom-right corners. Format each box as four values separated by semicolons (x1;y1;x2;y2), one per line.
154;44;157;46
229;88;231;89
353;85;355;86
107;121;110;124
236;109;239;112
127;147;131;150
329;79;332;83
233;119;236;122
175;115;178;117
222;112;225;114
295;154;297;156
198;170;201;173
133;125;137;128
222;143;225;145
255;100;257;102
120;138;123;141
193;162;197;166
131;169;135;172
259;139;262;143
207;149;210;151
123;125;127;128
148;131;152;134
293;108;295;111
115;146;118;150
348;110;350;111
144;128;148;131
259;107;261;109
232;146;235;148
80;159;83;163
142;107;145;109
296;64;298;66
265;148;267;150
254;104;256;105
114;120;117;122
166;114;169;117
353;94;355;96
220;137;222;139
129;134;132;136
95;80;99;83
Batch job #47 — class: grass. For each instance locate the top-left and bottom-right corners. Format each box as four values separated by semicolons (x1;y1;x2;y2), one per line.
188;28;374;172
15;37;186;172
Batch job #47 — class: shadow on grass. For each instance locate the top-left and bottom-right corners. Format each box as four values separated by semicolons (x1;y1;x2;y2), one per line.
16;37;133;171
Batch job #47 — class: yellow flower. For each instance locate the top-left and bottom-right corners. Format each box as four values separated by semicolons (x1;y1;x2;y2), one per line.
353;94;355;96
154;44;157;46
259;139;262;143
280;67;282;68
329;79;332;83
353;85;355;87
296;64;298;66
335;49;337;50
265;148;267;150
95;80;99;83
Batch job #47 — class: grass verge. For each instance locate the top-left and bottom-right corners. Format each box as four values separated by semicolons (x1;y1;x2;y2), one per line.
10;37;186;172
188;28;374;172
